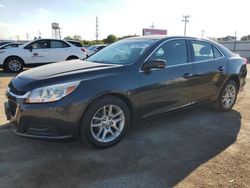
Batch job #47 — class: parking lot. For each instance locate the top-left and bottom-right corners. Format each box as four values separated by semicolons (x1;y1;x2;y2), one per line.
0;67;250;187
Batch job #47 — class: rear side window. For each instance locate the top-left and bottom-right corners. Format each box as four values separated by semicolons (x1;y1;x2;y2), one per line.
50;40;69;48
97;46;106;50
68;41;82;47
213;46;222;58
191;41;223;62
150;40;187;66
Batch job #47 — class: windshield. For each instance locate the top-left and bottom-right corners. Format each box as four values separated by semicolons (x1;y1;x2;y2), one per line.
87;39;157;65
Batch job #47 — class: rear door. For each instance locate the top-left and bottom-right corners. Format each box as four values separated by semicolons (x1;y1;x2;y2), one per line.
49;40;71;62
138;39;194;119
189;40;228;101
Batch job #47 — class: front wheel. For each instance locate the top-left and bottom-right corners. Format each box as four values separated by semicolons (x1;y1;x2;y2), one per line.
215;80;238;111
80;96;131;148
5;57;24;73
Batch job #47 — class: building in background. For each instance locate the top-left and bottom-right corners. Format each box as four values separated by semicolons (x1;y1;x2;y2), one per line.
142;28;167;36
219;41;250;60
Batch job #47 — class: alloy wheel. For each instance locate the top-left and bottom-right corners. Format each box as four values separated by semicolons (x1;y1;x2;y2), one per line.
8;60;22;72
90;105;125;143
222;84;236;108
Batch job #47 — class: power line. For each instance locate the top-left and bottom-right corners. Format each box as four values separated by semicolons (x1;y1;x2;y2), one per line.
201;29;205;38
233;31;237;52
182;15;190;36
26;33;29;40
38;31;42;39
149;23;155;29
95;16;99;42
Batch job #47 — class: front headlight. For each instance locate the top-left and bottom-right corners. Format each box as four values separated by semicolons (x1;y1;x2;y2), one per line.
25;81;80;104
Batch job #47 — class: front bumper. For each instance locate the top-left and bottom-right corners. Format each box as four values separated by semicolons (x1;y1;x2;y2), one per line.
4;91;86;140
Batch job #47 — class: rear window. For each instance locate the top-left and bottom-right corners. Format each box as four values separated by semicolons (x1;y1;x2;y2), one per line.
67;41;82;47
88;46;97;50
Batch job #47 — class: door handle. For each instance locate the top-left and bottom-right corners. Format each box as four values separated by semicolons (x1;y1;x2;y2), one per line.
183;73;193;78
217;66;225;72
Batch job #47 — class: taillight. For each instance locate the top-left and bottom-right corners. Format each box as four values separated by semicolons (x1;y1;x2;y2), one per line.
81;48;86;53
243;58;248;64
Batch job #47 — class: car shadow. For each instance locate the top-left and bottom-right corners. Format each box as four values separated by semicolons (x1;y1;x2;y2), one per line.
0;69;17;77
0;68;29;77
0;105;241;187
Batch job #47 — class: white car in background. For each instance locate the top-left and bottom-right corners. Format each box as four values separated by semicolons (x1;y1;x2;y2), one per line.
0;39;87;72
0;42;23;50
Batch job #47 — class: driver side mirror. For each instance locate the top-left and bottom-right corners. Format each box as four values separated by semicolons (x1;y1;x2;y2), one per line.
142;59;166;71
25;45;33;52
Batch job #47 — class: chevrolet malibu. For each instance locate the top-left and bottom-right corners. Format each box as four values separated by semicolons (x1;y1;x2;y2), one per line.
4;36;247;148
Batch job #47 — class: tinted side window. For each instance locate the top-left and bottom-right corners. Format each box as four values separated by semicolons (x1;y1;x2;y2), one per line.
2;44;13;49
213;46;222;58
191;41;214;61
50;40;69;48
150;40;187;66
68;41;82;47
27;40;50;49
97;46;105;50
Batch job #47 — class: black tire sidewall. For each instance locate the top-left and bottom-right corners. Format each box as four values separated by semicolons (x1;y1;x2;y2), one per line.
217;80;238;111
5;57;24;73
80;96;131;148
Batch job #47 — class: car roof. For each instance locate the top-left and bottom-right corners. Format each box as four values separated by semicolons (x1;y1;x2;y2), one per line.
124;35;199;41
66;40;81;43
0;42;23;47
92;44;107;47
22;38;72;46
5;42;23;45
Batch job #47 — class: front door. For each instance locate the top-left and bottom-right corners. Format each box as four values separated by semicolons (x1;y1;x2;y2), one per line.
23;40;51;64
138;39;194;119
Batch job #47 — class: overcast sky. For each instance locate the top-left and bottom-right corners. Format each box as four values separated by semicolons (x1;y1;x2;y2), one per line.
0;0;249;40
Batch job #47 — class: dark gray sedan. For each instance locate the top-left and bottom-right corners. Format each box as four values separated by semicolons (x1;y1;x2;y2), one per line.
4;36;247;148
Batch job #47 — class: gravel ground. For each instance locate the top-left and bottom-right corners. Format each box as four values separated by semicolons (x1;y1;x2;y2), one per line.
0;67;249;187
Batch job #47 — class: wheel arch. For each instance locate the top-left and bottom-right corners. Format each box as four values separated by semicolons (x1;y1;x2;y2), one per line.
66;55;79;60
4;55;25;67
78;92;135;135
227;75;240;90
214;75;240;102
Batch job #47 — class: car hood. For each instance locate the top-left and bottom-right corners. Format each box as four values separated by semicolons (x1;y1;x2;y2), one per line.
10;60;124;93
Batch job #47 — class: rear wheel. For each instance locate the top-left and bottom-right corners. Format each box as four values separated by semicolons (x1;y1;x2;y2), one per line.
80;96;130;148
215;80;238;111
5;57;24;72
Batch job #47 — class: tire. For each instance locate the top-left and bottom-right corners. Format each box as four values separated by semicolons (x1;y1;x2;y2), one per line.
215;80;238;112
80;96;131;148
66;56;79;60
5;57;24;73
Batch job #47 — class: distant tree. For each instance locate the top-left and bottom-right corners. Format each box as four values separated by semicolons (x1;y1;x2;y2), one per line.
104;34;117;44
240;35;250;41
118;34;139;40
82;40;92;45
64;36;73;40
73;35;82;41
217;36;236;42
